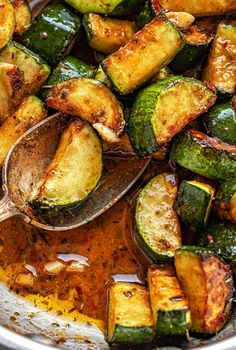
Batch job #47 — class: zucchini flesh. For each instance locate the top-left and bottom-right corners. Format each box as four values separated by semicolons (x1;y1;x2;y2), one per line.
102;15;184;95
135;173;181;261
202;21;236;96
169;25;213;72
175;246;234;333
0;62;25;121
0;0;15;50
214;178;236;224
174;180;215;227
22;3;81;66
95;64;111;88
200;220;236;263
171;129;236;180
83;13;136;54
127;76;216;157
165;12;195;30
46;78;125;142
202;101;236;145
12;0;31;36
108;282;154;344
0;41;51;94
148;265;191;335
30;120;102;210
158;0;236;17
64;0;144;16
0;95;46;167
42;56;94;91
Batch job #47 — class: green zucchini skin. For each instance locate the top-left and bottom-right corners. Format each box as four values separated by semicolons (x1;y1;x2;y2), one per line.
111;326;154;344
214;178;236;223
135;173;181;262
157;310;190;335
22;4;81;66
42;56;94;98
169;26;213;72
171;129;236;180
127;76;216;158
174;180;215;227
136;1;153;29
199;220;236;263
110;0;145;16
202;101;236;145
95;64;111;88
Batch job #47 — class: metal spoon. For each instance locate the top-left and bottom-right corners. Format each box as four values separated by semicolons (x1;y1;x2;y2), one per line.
0;113;150;231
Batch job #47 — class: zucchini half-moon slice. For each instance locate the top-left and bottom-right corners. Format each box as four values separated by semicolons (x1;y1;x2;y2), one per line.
46;77;125;142
0;0;15;50
29;119;103;210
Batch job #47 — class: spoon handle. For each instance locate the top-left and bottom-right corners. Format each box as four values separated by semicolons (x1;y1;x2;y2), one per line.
0;194;18;222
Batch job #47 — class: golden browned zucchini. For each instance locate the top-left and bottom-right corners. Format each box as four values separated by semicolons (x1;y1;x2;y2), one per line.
0;95;46;167
12;0;31;36
0;0;15;50
46;78;125;142
175;246;234;333
165;12;195;30
83;13;136;54
0;62;25;121
158;0;236;17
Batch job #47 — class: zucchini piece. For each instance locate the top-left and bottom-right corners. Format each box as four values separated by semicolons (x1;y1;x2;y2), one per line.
0;41;50;94
200;220;236;263
135;173;181;262
171;129;236;180
202;21;236;96
0;95;46;167
30;120;102;210
148;265;191;335
64;0;144;16
108;282;154;344
12;0;31;36
157;0;236;17
0;62;25;121
102;15;184;95
127;76;216;157
95;64;111;88
214;178;236;223
42;56;94;96
46;78;125;143
174;180;215;227
0;0;15;50
165;12;195;30
175;246;234;333
202;101;236;145
169;25;213;73
83;13;136;54
136;1;152;30
22;3;81;66
149;66;173;83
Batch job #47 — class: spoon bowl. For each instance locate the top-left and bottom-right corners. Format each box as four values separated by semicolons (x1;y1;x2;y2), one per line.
0;113;150;231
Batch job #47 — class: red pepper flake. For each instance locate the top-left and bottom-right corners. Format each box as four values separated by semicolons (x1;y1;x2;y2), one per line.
222;41;228;49
47;96;54;104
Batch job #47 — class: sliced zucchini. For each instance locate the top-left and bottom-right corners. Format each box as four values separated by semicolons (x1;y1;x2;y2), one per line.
174;180;215;227
157;0;236;17
0;41;51;94
169;25;213;73
202;101;236;145
171;129;236;180
127;76;216;157
42;56;94;96
46;78;125;142
95;64;111;88
214;178;236;224
0;95;46;167
29;120;102;210
0;62;25;121
165;12;195;30
148;265;191;335
64;0;144;16
22;3;81;66
135;173;181;262
12;0;31;36
202;21;236;96
108;282;154;344
200;220;236;263
102;14;184;95
0;0;15;50
136;1;151;30
175;246;234;333
83;13;136;54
